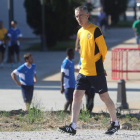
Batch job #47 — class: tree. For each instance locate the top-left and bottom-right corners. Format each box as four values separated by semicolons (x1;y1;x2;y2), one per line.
103;0;128;24
24;0;84;47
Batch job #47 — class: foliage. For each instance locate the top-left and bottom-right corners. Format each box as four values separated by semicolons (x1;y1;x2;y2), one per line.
103;0;128;24
25;39;75;51
24;0;84;47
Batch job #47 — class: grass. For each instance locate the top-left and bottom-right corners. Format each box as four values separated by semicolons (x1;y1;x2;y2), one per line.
25;39;75;51
0;108;140;132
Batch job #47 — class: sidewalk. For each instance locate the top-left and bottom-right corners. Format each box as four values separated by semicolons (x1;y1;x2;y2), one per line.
0;27;139;112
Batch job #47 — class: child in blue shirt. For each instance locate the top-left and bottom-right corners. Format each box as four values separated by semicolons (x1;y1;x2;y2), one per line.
11;53;36;111
61;48;75;112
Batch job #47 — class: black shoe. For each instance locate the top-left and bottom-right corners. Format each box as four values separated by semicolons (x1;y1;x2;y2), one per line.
105;121;120;135
59;123;76;135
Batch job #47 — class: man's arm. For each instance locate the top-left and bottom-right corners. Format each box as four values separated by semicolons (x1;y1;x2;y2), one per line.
11;72;21;86
75;35;80;51
94;27;107;62
34;74;37;84
60;72;65;94
133;28;137;36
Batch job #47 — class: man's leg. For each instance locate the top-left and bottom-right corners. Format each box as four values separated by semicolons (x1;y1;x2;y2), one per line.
24;102;30;111
64;100;70;111
59;90;85;135
99;92;117;121
99;92;120;135
0;51;2;63
17;53;20;62
85;88;95;113
71;90;85;123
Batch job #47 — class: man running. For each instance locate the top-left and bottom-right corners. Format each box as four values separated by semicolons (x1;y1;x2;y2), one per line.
59;5;120;135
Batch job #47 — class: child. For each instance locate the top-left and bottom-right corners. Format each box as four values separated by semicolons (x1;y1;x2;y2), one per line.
11;53;36;111
61;48;75;112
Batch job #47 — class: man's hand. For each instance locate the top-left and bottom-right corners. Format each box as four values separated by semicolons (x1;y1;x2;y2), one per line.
104;69;107;76
60;86;64;94
16;81;22;86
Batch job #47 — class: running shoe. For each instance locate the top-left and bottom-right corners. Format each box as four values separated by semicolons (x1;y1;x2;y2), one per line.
59;123;76;135
105;121;120;135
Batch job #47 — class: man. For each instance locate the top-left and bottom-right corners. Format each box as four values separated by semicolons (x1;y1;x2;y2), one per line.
97;7;107;37
132;17;140;48
7;21;22;67
59;6;120;135
61;48;75;112
11;53;36;111
0;21;7;68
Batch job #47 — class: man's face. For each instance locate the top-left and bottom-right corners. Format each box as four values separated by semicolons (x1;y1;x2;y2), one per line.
70;51;74;59
11;21;16;28
75;10;89;26
27;56;34;64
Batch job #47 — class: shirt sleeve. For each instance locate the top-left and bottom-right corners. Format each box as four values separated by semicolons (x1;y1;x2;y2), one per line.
94;27;107;62
61;61;68;73
13;65;24;75
7;29;11;37
132;21;136;28
18;29;22;37
34;65;36;74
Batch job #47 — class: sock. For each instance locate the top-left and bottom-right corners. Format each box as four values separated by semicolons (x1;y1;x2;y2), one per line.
71;122;77;130
113;120;119;126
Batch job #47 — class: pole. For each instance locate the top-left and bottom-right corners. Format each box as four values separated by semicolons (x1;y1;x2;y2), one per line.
40;0;47;51
8;0;14;28
7;0;14;63
116;79;129;109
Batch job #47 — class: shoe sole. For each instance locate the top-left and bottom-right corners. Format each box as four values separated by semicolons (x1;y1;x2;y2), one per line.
105;130;119;135
58;128;76;136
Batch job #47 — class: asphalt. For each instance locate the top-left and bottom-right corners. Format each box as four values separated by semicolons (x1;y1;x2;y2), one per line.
0;27;140;113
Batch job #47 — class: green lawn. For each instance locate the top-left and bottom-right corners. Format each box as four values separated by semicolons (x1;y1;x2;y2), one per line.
25;39;75;51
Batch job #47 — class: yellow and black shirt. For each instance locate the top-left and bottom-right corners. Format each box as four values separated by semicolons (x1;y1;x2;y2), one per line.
0;28;7;44
78;23;107;76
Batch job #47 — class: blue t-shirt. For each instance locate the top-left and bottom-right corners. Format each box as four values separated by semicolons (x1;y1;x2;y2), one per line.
13;63;36;85
61;58;75;89
7;28;22;46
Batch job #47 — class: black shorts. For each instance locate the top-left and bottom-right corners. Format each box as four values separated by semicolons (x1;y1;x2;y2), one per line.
75;73;108;94
21;85;34;103
65;88;74;101
0;45;6;53
9;44;20;55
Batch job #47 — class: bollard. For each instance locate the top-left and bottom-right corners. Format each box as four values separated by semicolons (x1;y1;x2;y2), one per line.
116;79;129;109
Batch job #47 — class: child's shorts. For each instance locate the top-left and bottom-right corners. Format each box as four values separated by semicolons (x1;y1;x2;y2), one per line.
65;88;74;101
21;85;34;103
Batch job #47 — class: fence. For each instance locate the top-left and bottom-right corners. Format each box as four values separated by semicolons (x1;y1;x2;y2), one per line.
111;48;140;80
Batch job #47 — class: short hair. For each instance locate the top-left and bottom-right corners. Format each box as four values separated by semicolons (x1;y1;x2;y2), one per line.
11;20;17;24
66;48;74;56
24;53;32;62
75;6;89;14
